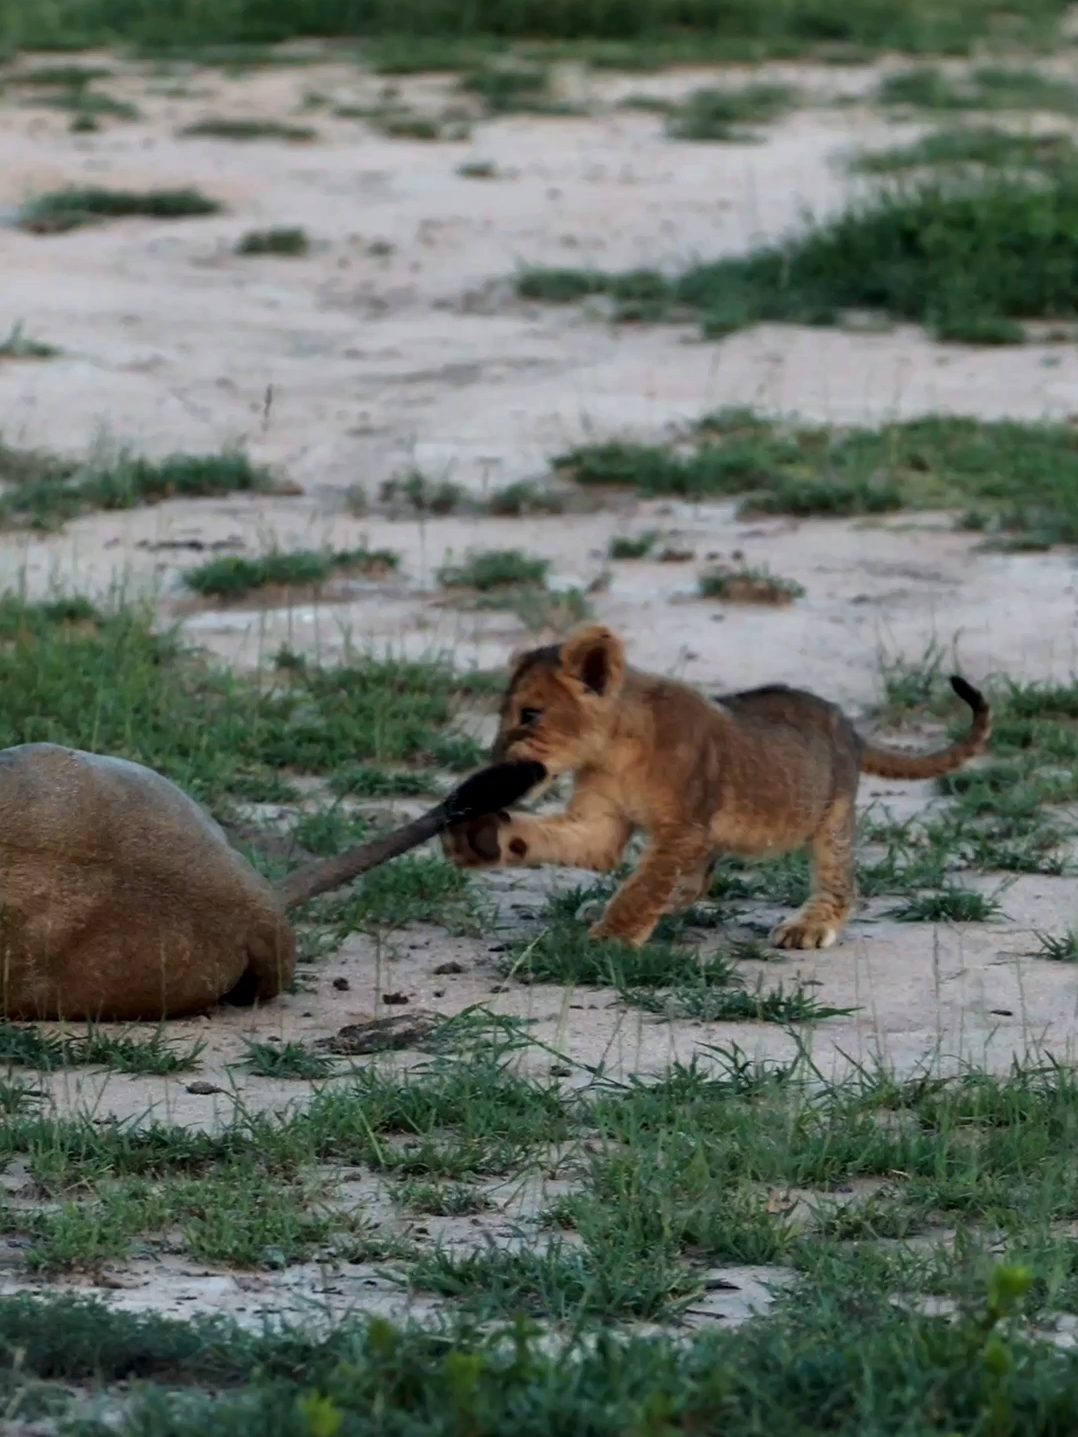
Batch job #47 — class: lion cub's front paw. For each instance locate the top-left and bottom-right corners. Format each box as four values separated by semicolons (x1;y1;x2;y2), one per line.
441;812;508;869
770;914;839;951
441;812;532;870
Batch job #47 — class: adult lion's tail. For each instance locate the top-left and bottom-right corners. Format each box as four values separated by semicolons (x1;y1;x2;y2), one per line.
860;676;991;781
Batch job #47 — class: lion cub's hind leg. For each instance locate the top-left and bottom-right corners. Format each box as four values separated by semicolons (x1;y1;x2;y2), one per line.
770;796;855;951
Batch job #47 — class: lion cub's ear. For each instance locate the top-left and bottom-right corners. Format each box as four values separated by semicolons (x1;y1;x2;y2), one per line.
560;624;625;697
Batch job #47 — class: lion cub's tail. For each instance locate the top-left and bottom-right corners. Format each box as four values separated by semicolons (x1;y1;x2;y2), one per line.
860;676;991;781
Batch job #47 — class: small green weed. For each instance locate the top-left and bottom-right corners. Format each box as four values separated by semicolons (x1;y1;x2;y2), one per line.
28;88;139;120
183;547;398;600
406;1239;693;1321
0;1023;203;1075
18;187;221;234
698;566;805;605
630;977;854;1023
608;530;658;559
0;447;272;529
381;470;463;516
486;481;565;516
438;548;550;591
0;322;58;360
665;83;794;141
313;855;481;935
879;64;1078;115
7;65;113;88
854;125;1078;176
888;884;1004;922
458;159;498;178
397;1179;491;1215
372;108;446;140
241;1040;334;1080
459;63;565;116
236;226;310;256
1030;930;1078;962
180;117;317;141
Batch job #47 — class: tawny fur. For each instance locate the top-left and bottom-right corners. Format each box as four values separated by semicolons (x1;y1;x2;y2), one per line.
442;625;991;950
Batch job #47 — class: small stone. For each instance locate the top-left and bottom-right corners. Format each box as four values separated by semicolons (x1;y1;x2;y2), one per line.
332;977;351;991
432;961;465;975
186;1081;225;1096
382;991;409;1005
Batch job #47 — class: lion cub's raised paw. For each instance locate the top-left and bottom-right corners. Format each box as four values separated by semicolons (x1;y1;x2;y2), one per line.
770;914;839;951
442;812;532;869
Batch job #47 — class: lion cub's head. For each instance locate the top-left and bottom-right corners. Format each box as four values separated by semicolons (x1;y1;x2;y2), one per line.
490;624;626;776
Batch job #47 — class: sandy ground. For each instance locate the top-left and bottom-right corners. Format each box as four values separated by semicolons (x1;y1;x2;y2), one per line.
1;49;1078;1329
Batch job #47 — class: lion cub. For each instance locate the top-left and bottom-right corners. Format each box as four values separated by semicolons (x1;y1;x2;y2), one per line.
442;624;991;950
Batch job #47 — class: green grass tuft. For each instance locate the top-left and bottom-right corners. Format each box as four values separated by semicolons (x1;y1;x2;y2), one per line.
240;1040;334;1079
235;225;310;256
854;125;1078;176
183;547;399;600
664;82;794;141
1030;930;1078;962
517;167;1078;343
18;186;221;234
888;884;1004;922
0;322;59;360
437;548;550;591
0;1022;203;1074
698;565;805;604
180;116;317;141
552;410;1078;544
878;64;1078;115
0;446;272;529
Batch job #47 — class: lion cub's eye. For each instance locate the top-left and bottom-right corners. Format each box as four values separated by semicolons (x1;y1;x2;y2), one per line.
519;707;542;726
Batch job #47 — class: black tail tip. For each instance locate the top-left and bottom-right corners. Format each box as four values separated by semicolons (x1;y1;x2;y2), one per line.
949;674;988;712
443;759;547;825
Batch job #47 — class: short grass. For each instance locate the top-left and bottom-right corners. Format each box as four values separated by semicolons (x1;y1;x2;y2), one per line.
0;445;272;529
552;408;1078;546
6;1039;1078;1432
17;186;221;234
698;564;805;605
380;469;463;516
458;61;577;116
179;116;317;141
0;594;486;812
235;225;309;256
664;82;794;141
0;0;1066;59
516;164;1078;344
608;529;659;558
879;64;1078;115
240;1039;334;1079
5;64;113;87
24;86;139;120
436;547;588;631
182;546;399;600
853;125;1078;176
0;1022;203;1074
437;547;550;592
0;321;59;360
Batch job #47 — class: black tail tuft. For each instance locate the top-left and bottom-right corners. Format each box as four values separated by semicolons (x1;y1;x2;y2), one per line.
949;674;988;712
443;759;547;825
